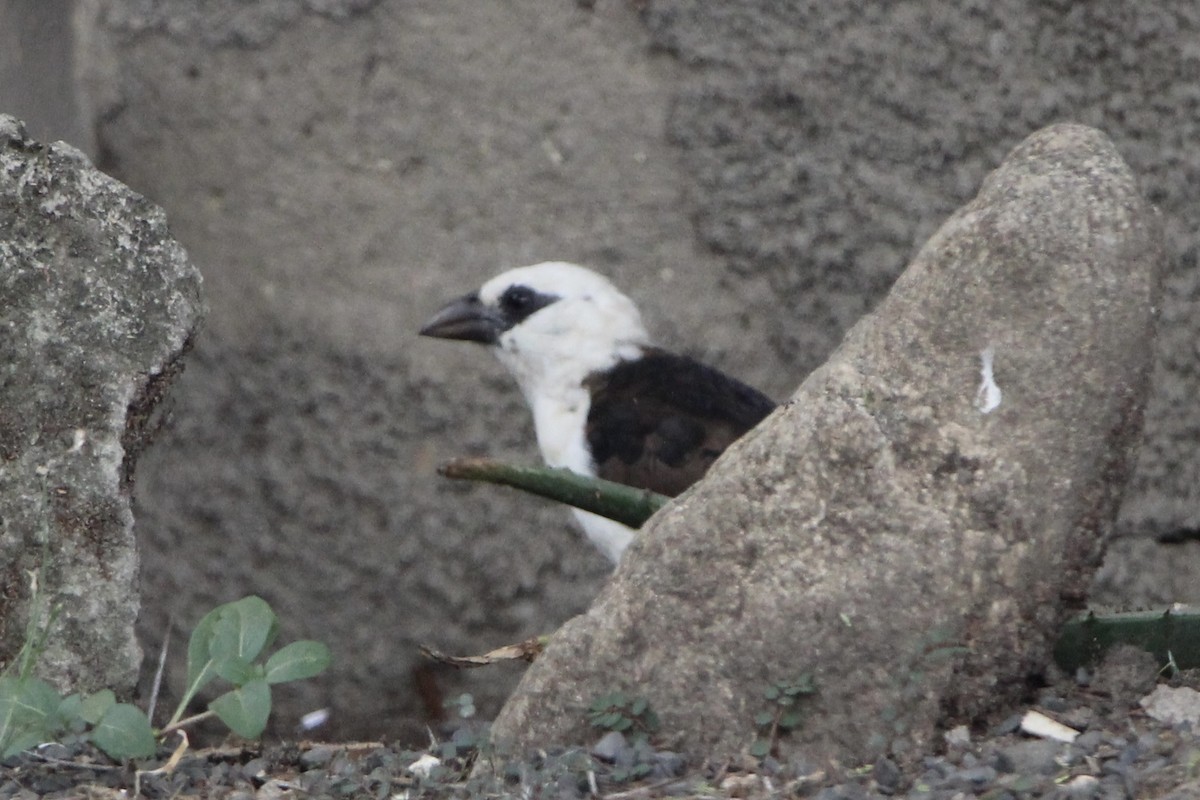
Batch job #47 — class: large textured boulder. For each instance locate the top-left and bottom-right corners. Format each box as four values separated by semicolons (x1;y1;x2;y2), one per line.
488;125;1163;765
0;115;203;694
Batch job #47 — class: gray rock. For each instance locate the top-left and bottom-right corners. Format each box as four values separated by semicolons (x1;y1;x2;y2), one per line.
1139;685;1200;727
951;765;997;791
486;125;1162;764
590;730;628;763
871;757;901;793
0;115;203;693
1000;740;1066;777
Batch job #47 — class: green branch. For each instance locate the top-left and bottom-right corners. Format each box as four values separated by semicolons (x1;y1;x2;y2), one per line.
438;457;669;528
1054;607;1200;672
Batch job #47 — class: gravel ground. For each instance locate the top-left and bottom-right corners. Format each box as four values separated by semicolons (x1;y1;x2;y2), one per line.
3;647;1199;799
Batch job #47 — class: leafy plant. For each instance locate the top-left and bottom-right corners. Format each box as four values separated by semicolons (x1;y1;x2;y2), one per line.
0;568;157;760
166;595;331;738
749;675;816;758
586;691;660;744
0;594;331;761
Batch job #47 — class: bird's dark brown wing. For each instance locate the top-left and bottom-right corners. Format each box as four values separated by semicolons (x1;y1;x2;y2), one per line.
584;349;776;497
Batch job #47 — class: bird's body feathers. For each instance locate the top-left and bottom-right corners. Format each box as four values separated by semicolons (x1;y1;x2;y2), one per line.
586;348;776;497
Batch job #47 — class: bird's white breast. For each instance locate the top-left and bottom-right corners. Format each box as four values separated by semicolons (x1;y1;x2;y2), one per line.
529;387;594;475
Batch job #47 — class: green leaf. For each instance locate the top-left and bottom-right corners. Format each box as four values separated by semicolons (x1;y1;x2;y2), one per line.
209;596;277;665
56;693;84;731
264;641;332;684
210;678;271;739
80;689;115;725
629;697;647;716
595;691;625;709
589;692;623;712
185;604;225;695
213;655;258;686
753;711;775;727
0;676;62;757
749;739;771;758
90;703;156;760
183;596;278;718
763;685;780;700
779;711;802;729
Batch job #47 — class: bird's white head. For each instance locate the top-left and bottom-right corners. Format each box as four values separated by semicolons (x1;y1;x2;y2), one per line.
420;261;650;402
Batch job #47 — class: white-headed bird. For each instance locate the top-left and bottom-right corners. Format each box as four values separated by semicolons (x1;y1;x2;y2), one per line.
420;262;775;563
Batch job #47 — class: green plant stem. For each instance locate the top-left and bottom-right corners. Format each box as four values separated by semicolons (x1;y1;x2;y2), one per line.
160;709;215;736
439;457;669;528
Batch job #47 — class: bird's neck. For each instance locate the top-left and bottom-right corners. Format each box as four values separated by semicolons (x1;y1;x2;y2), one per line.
528;385;594;474
497;341;646;473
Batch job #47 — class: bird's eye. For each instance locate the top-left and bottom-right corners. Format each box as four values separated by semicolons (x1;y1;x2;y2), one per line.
500;286;536;314
496;284;558;324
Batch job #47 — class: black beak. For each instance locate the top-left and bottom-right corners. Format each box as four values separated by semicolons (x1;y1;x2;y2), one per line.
419;292;504;344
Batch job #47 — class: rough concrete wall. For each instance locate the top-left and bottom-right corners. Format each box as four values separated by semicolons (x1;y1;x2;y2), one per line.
0;0;92;152
67;0;1200;742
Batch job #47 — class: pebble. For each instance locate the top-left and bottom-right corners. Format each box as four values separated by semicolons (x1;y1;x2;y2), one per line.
590;730;628;763
872;756;902;793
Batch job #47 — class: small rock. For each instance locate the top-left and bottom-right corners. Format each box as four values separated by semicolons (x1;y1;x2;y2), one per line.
407;753;440;778
992;713;1024;736
590;730;628;763
814;783;868;800
651;750;686;778
241;757;267;781
1075;730;1104;752
255;780;292;800
33;743;71;761
872;756;901;793
1037;694;1070;713
1000;740;1066;776
952;765;997;791
1139;684;1200;726
944;724;972;748
1062;774;1100;797
299;745;337;768
720;773;761;797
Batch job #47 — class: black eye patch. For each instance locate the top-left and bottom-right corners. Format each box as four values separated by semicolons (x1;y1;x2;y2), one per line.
497;285;559;326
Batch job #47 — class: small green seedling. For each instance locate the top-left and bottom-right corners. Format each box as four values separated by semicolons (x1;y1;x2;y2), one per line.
750;675;816;759
167;595;331;739
586;691;660;745
0;594;331;761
